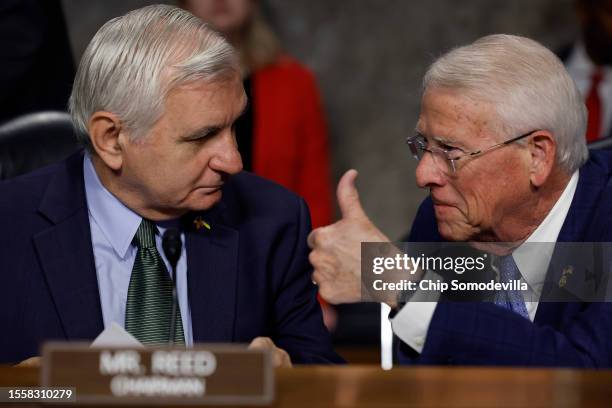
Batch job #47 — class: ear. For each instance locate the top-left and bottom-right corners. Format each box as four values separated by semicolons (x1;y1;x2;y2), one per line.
527;130;556;187
88;111;126;171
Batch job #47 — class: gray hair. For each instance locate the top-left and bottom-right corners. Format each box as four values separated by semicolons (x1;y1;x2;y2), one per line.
423;34;588;174
69;4;240;147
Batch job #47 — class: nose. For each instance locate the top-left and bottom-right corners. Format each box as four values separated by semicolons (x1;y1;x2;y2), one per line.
209;130;243;175
415;151;446;188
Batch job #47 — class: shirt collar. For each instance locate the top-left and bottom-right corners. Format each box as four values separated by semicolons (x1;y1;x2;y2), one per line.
513;170;579;295
83;154;142;259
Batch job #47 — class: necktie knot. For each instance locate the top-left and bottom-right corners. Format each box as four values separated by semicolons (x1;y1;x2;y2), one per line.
134;219;157;249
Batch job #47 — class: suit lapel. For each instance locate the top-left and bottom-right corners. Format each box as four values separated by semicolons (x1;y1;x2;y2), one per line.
535;153;609;325
33;153;104;340
556;153;609;243
185;206;239;343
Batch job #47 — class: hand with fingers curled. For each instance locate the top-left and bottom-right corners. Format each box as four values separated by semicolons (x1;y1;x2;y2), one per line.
307;169;390;304
248;337;292;368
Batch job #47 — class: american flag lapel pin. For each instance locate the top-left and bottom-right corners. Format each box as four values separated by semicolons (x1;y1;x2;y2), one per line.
193;216;211;231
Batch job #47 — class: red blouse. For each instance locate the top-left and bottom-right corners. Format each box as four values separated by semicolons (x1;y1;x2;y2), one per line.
252;56;333;228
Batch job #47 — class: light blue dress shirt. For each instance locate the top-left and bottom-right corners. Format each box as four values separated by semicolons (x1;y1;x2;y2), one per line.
83;155;193;346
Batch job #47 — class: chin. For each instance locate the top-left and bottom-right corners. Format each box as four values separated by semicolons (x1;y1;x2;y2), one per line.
437;221;473;242
187;189;223;212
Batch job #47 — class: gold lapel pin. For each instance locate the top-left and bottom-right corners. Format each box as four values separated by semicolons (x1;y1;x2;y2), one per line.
193;216;211;231
558;265;574;288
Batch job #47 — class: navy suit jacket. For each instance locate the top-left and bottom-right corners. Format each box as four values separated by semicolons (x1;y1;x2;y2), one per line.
399;150;612;367
0;152;342;364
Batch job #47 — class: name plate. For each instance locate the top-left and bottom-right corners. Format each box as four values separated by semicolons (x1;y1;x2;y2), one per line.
40;343;274;406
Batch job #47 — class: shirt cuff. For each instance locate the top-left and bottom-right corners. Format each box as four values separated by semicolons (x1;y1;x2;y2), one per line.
390;301;437;353
390;268;443;353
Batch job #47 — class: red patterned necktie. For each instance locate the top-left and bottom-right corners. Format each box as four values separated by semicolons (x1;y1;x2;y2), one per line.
585;68;604;142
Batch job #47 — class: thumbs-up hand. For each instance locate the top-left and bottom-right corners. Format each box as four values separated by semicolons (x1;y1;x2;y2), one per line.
308;170;389;304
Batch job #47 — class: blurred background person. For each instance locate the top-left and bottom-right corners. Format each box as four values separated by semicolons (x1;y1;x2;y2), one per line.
561;0;612;141
180;0;334;230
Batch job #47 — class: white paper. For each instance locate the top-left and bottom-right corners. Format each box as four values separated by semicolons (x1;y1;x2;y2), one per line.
91;322;143;348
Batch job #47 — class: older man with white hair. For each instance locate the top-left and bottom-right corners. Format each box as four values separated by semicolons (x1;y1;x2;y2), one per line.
309;34;612;367
0;5;340;366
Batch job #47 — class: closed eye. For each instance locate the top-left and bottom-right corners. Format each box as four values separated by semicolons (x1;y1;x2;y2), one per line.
439;142;458;152
440;144;465;160
183;128;221;143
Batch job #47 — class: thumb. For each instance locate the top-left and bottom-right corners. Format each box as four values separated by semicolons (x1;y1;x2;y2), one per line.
337;169;365;219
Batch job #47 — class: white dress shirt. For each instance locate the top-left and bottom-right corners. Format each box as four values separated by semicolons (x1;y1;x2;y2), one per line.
391;170;579;353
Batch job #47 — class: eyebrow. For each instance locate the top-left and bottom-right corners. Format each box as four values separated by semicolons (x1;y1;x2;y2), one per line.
415;127;463;148
181;99;249;142
181;126;222;141
434;135;461;147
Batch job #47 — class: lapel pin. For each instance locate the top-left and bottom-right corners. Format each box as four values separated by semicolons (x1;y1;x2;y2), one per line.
193;216;211;231
558;265;574;288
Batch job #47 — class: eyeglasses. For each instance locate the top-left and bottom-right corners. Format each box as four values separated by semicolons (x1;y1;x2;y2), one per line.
406;130;537;174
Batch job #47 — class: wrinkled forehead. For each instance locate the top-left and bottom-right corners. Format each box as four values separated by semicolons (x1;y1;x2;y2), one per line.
417;87;501;145
159;74;247;132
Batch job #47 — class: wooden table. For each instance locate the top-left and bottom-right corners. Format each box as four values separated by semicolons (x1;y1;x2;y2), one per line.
1;365;611;407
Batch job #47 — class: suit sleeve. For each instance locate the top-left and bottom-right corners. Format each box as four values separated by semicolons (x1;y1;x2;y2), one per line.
271;197;344;364
416;301;612;367
396;199;612;367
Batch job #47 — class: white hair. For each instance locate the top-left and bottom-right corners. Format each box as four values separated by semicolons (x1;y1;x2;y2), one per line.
423;34;588;174
69;4;240;147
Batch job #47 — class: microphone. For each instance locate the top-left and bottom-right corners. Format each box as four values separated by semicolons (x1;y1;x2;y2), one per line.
162;228;182;346
162;228;182;267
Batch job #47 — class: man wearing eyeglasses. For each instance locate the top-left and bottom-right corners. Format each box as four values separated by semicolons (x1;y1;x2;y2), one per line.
308;34;612;367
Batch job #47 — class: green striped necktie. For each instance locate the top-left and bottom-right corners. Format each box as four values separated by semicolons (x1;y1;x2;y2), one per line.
125;219;185;345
